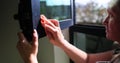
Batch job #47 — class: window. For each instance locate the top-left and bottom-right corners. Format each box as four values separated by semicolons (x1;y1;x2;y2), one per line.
40;0;74;29
75;0;112;25
16;0;74;39
69;0;114;62
69;24;113;63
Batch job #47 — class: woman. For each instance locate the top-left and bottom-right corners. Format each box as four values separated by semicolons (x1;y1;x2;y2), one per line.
17;0;120;63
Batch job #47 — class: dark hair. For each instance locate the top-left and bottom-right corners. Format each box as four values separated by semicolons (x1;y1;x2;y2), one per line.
115;0;120;8
109;0;120;15
109;0;120;8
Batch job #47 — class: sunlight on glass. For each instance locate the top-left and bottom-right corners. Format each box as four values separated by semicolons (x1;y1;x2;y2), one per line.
75;0;112;25
93;0;111;8
46;0;70;6
75;0;111;7
75;0;91;5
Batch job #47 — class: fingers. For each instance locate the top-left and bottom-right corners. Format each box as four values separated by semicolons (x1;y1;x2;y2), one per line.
40;14;48;24
49;19;60;27
45;28;54;40
40;15;60;27
40;15;62;40
32;29;38;47
40;15;56;28
17;32;27;43
44;24;57;39
44;24;56;41
45;24;57;32
17;32;26;50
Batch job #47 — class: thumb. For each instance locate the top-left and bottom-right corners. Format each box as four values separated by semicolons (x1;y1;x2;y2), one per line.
32;29;38;47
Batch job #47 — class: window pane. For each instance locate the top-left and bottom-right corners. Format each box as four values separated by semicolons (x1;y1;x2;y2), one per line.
75;0;112;25
40;0;71;22
73;32;113;53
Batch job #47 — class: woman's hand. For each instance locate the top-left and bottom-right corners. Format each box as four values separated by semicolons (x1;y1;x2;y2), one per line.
16;29;38;63
40;15;67;47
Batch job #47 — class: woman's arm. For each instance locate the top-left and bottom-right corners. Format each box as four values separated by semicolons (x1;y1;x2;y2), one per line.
40;15;113;63
59;40;113;63
88;50;113;63
60;40;88;63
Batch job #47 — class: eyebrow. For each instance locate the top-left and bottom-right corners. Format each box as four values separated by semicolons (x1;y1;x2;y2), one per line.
107;9;116;17
112;6;120;15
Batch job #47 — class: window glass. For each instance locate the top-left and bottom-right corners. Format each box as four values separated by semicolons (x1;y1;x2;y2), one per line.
40;0;71;22
73;32;113;53
75;0;112;25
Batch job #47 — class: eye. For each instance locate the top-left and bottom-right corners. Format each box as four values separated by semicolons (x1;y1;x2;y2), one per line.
109;13;114;18
109;15;112;20
109;10;116;18
108;14;114;22
106;9;116;22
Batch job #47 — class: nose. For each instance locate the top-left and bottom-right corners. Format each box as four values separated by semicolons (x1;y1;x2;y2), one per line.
102;16;108;25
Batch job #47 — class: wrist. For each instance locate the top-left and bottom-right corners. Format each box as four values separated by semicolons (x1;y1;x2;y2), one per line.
24;55;38;63
60;40;71;49
30;55;38;63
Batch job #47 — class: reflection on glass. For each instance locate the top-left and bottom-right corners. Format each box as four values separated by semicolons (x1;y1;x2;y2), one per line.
75;0;112;25
74;32;113;53
40;0;71;21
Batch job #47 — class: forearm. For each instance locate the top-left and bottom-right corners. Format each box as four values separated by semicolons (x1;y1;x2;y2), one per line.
60;40;88;63
59;40;113;63
88;50;113;63
23;55;38;63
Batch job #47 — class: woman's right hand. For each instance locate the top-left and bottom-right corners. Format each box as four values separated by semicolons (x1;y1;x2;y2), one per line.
40;15;67;47
17;30;38;63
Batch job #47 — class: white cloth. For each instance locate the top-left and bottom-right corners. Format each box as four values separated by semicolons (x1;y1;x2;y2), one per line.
110;53;120;63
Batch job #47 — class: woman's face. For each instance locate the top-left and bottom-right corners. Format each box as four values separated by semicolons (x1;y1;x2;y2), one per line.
103;6;120;42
